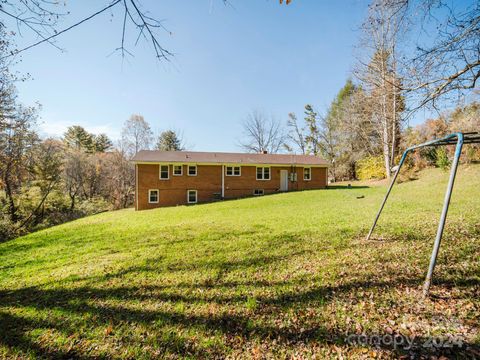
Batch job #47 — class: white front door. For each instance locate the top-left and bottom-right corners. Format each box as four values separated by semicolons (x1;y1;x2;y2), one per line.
280;170;288;191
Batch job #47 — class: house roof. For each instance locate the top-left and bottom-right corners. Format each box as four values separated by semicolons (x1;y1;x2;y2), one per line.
132;150;329;166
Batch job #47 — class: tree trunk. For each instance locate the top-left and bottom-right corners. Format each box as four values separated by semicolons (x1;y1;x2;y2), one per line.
69;193;76;212
4;175;17;223
390;51;398;169
381;50;392;179
3;161;18;222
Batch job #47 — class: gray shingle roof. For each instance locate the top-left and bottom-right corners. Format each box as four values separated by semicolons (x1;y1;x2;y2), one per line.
132;150;329;166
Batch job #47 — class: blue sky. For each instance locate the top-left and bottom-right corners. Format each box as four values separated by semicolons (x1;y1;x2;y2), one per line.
13;0;373;151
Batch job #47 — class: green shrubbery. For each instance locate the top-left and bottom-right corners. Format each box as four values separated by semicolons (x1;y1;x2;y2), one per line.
435;147;451;170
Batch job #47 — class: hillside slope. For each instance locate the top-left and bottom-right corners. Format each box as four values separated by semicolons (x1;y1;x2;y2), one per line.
0;165;479;359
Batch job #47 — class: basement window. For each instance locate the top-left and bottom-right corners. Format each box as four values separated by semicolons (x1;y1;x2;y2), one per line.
256;167;270;180
173;165;183;176
187;190;197;204
148;189;159;203
304;167;311;181
160;165;169;180
226;166;241;176
253;189;264;196
188;165;197;176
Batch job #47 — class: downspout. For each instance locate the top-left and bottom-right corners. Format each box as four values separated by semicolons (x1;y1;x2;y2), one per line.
221;165;225;199
135;163;138;210
325;165;328;187
292;154;297;191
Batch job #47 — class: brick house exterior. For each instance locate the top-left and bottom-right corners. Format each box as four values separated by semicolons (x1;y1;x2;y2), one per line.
132;151;329;210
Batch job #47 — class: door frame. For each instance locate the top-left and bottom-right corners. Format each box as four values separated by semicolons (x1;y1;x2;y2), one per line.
280;170;288;191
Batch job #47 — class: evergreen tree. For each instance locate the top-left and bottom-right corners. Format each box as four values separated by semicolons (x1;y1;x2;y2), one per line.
93;133;113;153
304;105;320;155
63;126;94;152
156;130;184;151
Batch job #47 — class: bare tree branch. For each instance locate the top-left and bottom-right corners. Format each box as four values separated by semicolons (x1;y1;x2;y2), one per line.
0;0;177;62
239;110;287;154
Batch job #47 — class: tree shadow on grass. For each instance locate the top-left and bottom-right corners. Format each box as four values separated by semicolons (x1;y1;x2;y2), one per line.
1;228;478;358
0;311;106;360
0;272;478;358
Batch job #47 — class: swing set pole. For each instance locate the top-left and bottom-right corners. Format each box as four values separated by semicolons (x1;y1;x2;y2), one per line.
422;133;463;297
365;132;468;298
365;150;409;241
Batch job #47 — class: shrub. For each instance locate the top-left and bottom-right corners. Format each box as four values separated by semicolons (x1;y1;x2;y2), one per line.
436;147;451;170
357;156;386;180
76;198;111;215
0;218;18;242
464;145;480;163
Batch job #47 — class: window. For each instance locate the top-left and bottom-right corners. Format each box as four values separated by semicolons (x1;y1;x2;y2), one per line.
160;165;169;180
256;167;270;180
304;167;311;181
148;189;159;203
226;166;241;176
173;165;183;176
188;165;197;176
187;190;197;204
253;189;264;196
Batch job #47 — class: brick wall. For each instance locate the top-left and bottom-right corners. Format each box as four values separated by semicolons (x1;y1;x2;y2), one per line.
135;164;327;210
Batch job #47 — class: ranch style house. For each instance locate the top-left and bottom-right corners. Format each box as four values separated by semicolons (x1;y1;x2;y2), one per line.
132;150;329;210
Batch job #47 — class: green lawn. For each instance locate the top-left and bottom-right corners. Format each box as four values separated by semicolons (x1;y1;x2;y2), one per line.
0;165;479;359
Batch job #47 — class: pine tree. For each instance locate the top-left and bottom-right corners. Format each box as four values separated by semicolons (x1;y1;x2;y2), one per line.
156;130;184;151
93;133;113;153
63;126;94;152
304;105;320;155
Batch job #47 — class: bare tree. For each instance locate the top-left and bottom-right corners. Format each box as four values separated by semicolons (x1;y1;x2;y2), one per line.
319;115;340;180
63;149;88;211
407;1;480;108
286;113;306;154
120;114;153;158
355;0;408;178
18;139;63;228
0;92;39;222
239;110;286;154
103;149;135;209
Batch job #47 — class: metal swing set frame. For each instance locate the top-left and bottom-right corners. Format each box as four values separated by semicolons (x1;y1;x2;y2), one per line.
365;132;480;297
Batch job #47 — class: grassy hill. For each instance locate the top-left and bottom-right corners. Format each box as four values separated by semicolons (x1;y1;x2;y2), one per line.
0;165;479;359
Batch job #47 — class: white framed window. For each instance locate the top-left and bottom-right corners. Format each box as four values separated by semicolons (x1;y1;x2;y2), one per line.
187;189;197;204
148;189;159;203
173;165;183;176
188;165;197;176
256;167;270;180
226;166;241;176
159;165;169;180
253;189;264;196
304;167;311;181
